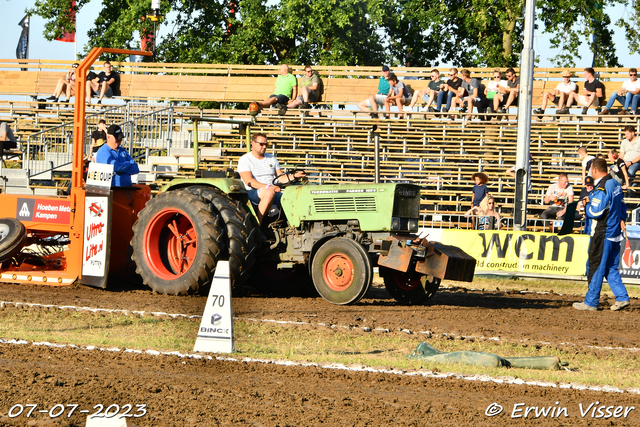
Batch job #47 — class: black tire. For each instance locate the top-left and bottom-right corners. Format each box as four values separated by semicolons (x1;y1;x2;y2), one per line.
379;266;441;305
184;186;257;290
0;218;26;262
311;237;372;305
131;191;223;295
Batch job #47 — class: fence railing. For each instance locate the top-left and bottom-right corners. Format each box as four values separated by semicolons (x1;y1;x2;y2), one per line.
25;102;170;180
119;106;174;164
421;213;585;233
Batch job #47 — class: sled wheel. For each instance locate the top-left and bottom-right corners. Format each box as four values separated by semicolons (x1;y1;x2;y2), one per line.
131;191;223;295
311;237;372;305
380;266;441;305
0;218;26;262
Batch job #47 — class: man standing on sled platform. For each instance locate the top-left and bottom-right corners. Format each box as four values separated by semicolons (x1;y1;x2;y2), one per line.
574;157;630;311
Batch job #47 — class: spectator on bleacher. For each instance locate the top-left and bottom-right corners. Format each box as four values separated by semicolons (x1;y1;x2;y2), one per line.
540;172;575;220
287;65;321;110
494;67;519;114
443;68;465;114
470;172;489;208
620;125;640;178
599;68;640;116
357;66;391;119
483;68;507;116
0;122;17;151
561;68;603;115
237;133;306;225
86;61;120;105
465;194;501;230
534;70;577;116
256;64;298;116
384;74;411;119
96;124;139;187
90;119;107;158
578;146;595;183
608;149;630;189
456;69;484;120
404;69;445;113
46;62;78;103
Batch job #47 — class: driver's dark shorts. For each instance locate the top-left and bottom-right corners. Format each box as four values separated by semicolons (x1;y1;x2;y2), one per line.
269;94;290;104
248;188;283;205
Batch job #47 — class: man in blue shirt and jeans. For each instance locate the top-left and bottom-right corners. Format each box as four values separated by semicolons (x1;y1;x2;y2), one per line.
96;124;139;187
574;157;630;311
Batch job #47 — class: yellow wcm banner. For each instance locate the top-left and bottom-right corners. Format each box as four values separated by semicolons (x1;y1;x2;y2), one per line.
422;229;591;277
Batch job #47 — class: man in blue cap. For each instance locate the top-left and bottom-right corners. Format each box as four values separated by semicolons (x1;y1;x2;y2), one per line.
96;124;139;187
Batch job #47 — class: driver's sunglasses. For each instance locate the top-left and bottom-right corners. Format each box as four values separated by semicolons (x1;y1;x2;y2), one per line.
631;73;637;76
72;64;79;68
255;141;268;146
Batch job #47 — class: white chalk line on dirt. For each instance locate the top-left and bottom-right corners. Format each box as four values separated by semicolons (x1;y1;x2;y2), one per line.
2;300;639;354
1;337;638;396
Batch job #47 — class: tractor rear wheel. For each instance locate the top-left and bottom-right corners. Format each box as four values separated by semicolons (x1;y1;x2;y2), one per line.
131;191;223;295
379;266;441;305
311;237;372;305
0;218;26;262
184;186;257;291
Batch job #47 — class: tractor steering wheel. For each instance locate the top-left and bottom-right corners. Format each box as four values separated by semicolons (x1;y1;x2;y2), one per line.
273;168;307;188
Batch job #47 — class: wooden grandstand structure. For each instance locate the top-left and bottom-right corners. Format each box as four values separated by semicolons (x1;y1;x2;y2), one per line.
1;59;639;230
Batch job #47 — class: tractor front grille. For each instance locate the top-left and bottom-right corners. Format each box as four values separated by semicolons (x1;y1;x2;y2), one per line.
313;196;377;213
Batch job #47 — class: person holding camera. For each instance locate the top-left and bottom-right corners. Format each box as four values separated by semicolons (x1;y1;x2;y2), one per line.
540;173;575;220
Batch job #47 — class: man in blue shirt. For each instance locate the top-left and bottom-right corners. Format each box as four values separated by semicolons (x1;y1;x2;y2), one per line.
574;157;630;311
96;124;139;187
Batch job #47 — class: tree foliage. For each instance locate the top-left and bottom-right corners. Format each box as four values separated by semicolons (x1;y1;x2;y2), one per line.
26;0;632;67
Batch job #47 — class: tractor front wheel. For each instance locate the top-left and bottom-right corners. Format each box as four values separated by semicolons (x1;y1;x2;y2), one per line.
311;237;372;305
379;266;441;305
131;191;223;295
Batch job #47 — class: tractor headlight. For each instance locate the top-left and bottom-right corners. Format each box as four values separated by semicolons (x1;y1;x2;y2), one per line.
408;218;419;232
391;217;400;230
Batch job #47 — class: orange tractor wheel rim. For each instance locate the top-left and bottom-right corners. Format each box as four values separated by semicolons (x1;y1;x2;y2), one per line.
144;208;198;280
322;253;355;291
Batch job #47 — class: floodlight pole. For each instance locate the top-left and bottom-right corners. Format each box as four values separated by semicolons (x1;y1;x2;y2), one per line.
513;0;535;231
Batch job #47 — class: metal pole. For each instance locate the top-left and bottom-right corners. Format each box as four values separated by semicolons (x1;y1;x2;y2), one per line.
193;120;199;171
513;0;535;231
374;132;380;184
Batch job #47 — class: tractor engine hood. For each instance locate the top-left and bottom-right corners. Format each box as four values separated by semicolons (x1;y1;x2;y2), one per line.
280;183;421;232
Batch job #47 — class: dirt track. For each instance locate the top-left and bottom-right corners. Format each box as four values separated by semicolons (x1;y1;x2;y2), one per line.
0;281;639;426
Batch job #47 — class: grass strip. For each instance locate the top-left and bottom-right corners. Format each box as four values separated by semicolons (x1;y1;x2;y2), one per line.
0;308;638;390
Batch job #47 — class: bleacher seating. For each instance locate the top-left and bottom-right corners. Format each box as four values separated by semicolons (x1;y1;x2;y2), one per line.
1;59;640;230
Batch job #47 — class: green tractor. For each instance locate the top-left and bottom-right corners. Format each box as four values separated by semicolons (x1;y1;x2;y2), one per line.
130;173;475;305
130;119;475;305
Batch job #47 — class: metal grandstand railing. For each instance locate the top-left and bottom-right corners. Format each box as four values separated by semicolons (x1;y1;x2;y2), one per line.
24;102;172;180
421;213;585;232
119;106;174;164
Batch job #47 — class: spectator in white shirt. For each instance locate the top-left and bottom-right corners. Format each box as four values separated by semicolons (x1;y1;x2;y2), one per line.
534;70;577;115
600;68;640;115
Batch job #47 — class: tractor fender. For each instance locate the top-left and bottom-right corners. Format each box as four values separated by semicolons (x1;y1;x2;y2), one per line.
161;178;247;196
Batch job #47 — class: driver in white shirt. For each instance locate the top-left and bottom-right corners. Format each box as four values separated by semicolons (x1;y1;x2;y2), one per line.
237;133;305;225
